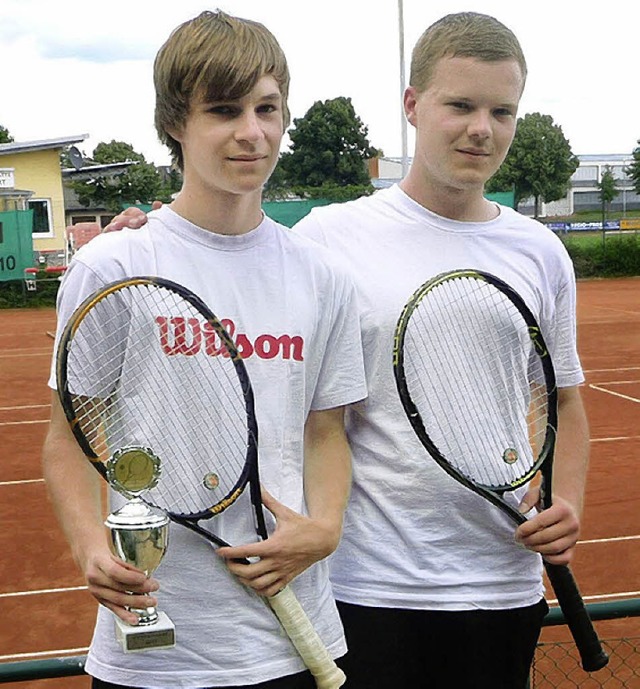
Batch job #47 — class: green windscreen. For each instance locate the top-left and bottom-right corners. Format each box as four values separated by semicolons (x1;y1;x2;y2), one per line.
0;209;34;282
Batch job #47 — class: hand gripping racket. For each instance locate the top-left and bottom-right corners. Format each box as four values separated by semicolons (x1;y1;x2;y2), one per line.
392;269;608;673
55;276;346;689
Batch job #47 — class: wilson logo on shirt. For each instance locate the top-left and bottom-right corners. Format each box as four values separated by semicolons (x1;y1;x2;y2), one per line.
155;316;304;361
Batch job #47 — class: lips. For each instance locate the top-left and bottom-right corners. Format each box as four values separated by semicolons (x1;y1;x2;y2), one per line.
458;148;490;157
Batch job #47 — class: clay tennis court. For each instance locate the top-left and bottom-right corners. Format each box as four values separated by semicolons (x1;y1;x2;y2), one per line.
0;278;639;688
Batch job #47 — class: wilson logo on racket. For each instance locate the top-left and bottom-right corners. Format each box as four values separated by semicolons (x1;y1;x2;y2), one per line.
156;316;304;361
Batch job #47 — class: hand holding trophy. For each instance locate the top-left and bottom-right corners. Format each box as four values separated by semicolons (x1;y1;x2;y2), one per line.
104;447;176;653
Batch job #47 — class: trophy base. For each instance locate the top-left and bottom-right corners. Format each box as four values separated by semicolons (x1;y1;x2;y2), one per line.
114;611;176;653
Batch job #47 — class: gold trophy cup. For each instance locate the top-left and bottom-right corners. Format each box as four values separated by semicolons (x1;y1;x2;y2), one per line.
104;447;176;653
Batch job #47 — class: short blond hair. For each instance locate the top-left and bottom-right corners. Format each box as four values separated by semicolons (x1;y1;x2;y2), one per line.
154;10;290;169
410;12;527;93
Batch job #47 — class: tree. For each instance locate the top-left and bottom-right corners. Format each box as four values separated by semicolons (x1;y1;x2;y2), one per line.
266;96;380;201
624;140;640;195
597;166;619;242
93;140;146;164
0;125;14;143
68;140;163;212
486;112;579;218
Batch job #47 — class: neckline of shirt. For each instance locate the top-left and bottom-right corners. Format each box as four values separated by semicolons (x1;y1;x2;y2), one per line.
152;205;273;251
389;184;508;234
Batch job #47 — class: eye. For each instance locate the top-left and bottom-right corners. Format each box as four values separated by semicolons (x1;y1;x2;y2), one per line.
208;105;240;117
493;107;515;119
449;101;472;112
257;102;279;116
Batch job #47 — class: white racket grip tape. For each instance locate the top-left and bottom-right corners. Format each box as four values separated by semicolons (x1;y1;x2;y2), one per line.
268;586;346;689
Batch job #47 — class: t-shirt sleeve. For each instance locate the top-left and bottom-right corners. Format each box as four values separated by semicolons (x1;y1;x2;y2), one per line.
47;260;110;390
310;266;367;411
546;257;584;389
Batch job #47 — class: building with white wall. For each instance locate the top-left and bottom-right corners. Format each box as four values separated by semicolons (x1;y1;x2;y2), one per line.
369;153;640;218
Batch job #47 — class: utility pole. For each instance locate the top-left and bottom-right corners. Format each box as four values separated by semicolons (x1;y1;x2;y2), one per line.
398;0;409;178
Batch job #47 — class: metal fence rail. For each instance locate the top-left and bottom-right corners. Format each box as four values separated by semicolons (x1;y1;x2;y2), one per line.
530;598;640;688
532;637;640;688
1;599;639;685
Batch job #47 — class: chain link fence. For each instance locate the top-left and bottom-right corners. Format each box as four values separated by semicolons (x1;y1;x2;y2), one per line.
532;637;640;687
529;598;640;688
1;599;639;684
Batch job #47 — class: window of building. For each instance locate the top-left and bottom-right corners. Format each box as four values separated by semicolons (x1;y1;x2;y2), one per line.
572;165;598;182
29;199;53;235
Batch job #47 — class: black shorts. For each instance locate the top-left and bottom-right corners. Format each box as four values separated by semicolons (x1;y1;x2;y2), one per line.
91;669;315;689
335;598;548;689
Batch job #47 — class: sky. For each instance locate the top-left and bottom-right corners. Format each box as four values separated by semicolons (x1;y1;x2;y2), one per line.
0;0;638;167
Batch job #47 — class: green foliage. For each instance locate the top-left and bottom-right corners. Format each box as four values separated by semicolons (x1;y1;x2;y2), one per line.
597;167;619;205
68;140;163;213
93;140;146;164
0;125;13;144
268;96;379;200
624;140;640;195
157;168;183;202
562;233;640;278
486;112;579;217
0;272;60;308
290;182;375;203
597;166;620;228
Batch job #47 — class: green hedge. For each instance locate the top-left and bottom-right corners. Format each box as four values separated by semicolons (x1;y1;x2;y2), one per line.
562;232;640;279
1;234;639;309
0;271;61;308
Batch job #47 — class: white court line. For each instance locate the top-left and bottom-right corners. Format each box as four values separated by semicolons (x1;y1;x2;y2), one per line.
0;419;48;427
0;351;52;359
0;404;49;412
584;366;640;374
591;435;640;443
593;380;640;386
589;383;640;403
0;585;87;599
0;478;44;487
548;590;640;605
0;647;89;662
580;535;640;545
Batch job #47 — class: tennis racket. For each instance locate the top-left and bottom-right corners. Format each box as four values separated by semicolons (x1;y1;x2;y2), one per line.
55;276;346;689
392;268;608;673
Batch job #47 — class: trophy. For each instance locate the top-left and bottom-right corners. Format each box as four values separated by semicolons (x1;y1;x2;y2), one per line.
104;447;176;653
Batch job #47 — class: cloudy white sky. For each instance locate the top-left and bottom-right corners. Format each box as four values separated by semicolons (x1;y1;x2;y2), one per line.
1;0;637;166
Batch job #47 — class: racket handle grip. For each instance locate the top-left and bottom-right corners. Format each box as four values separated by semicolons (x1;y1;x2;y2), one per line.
545;563;609;672
268;586;346;689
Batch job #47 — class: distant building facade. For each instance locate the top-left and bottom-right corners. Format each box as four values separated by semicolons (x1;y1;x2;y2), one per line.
369;154;640;218
0;134;87;271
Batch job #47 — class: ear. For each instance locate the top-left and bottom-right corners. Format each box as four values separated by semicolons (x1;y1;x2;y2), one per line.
165;125;183;144
404;86;419;128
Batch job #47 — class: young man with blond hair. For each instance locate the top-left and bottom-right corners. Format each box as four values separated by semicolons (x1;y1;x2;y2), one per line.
295;12;588;688
43;11;365;689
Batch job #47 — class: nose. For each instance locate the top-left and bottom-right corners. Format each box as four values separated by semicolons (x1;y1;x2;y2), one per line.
235;111;264;143
467;109;492;140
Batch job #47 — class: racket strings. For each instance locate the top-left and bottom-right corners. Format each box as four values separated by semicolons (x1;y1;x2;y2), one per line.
65;283;251;516
404;276;549;489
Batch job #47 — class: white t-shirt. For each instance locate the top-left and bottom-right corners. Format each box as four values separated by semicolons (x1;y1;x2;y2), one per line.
294;184;583;611
48;207;367;687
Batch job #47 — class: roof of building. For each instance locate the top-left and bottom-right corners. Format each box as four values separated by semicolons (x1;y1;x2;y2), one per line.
576;153;633;163
0;135;88;156
62;161;134;175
